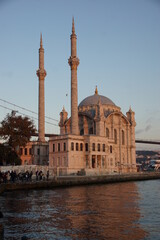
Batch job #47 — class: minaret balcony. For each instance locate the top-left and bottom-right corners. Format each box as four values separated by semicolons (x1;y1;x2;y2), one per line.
36;69;47;78
68;57;80;69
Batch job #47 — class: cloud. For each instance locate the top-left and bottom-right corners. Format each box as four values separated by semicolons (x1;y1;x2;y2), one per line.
136;124;152;135
135;129;144;135
145;124;151;132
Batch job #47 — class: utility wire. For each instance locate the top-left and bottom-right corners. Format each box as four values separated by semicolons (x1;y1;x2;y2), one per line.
0;98;59;122
0;104;58;127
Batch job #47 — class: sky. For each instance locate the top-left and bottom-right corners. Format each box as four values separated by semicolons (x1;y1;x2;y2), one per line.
0;0;160;150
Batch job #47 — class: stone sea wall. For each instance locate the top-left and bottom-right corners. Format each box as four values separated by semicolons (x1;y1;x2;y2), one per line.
1;172;160;195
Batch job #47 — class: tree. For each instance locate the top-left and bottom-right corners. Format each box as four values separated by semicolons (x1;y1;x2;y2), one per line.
0;143;21;166
0;112;37;151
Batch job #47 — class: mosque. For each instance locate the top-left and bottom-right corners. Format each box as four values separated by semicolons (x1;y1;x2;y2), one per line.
49;19;137;175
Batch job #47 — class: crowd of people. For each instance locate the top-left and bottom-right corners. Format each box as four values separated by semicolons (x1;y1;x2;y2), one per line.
0;169;50;184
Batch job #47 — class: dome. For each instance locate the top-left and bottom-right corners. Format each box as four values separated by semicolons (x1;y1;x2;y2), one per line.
79;87;116;107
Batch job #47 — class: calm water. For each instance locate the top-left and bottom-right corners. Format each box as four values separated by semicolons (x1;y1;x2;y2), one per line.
0;180;160;240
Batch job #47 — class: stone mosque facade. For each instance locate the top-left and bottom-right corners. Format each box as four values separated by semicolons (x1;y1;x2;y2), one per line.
49;19;137;175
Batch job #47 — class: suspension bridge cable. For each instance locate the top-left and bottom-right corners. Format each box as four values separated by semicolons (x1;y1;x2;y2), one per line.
0;104;59;127
0;98;59;122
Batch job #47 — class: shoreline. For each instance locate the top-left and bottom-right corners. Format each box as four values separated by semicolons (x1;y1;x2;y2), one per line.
1;172;160;238
1;172;160;195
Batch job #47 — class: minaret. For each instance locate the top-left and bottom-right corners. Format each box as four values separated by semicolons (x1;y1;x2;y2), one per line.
68;18;80;135
36;33;47;142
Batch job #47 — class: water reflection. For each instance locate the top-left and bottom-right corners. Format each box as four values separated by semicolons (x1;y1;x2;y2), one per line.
0;182;147;239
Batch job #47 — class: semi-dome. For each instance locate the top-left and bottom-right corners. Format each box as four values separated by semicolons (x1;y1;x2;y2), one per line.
79;87;115;107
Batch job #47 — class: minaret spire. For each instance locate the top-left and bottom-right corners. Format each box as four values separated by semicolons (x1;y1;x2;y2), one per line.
36;33;47;142
68;18;80;135
72;17;75;34
40;33;43;48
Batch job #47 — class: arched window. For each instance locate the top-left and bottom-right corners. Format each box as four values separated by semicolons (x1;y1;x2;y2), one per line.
122;130;125;145
114;129;117;144
71;142;74;151
98;143;100;152
106;128;109;138
92;143;95;151
80;143;83;151
76;143;79;151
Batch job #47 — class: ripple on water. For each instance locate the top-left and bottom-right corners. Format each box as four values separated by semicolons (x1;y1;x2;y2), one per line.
1;181;160;239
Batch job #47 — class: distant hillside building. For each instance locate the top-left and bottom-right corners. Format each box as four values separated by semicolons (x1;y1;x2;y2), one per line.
49;19;137;175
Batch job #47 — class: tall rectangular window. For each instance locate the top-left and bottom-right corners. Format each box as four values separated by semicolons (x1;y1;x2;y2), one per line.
53;144;55;152
85;143;88;152
103;144;105;152
64;142;66;151
110;146;112;153
58;143;60;152
76;143;79;151
25;148;27;155
37;148;40;155
80;143;83;151
98;143;100;152
71;142;74;151
122;130;125;145
92;143;95;151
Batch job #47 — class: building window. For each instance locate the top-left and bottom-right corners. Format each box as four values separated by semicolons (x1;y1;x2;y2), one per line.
53;144;55;152
89;127;93;134
37;148;40;155
64;142;66;151
86;155;89;168
20;148;23;155
76;143;79;151
58;143;60;152
122;130;125;145
25;148;27;155
71;142;74;151
110;146;112;153
110;158;113;166
114;129;117;144
92;143;95;151
98;143;100;152
106;128;109;138
103;144;105;152
80;128;84;135
85;143;88;151
29;148;32;155
102;156;105;168
80;143;83;151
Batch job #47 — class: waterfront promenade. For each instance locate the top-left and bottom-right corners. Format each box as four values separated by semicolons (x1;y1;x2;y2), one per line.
1;172;160;195
1;172;160;238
